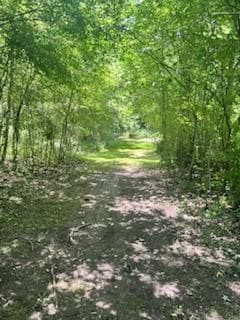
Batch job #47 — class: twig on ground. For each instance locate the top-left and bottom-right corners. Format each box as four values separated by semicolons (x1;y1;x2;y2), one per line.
50;264;58;310
19;236;35;251
68;223;92;245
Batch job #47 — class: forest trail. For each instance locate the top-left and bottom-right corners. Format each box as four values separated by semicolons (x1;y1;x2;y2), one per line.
0;139;240;320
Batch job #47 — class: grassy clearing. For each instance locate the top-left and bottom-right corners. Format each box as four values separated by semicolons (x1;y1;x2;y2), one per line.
82;138;160;168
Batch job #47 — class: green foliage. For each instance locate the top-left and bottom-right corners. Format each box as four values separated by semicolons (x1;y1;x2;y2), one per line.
0;0;240;211
117;0;240;210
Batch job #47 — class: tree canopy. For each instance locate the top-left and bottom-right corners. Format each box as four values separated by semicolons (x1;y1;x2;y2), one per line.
0;0;240;207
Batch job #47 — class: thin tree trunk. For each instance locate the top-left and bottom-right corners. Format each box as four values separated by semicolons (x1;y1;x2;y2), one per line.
12;70;34;163
58;90;74;161
188;113;198;179
1;56;14;164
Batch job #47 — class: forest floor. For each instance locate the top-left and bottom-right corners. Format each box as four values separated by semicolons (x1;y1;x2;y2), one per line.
0;139;240;320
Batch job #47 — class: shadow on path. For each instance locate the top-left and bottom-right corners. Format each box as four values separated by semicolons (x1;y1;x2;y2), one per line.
0;140;239;320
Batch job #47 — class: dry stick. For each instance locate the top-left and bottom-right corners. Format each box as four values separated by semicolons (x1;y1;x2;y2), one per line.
68;223;92;245
77;223;92;230
19;236;35;251
50;264;58;311
68;229;78;245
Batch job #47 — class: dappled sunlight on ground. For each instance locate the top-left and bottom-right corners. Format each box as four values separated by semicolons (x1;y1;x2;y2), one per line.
153;281;180;299
204;310;225;320
95;300;117;315
52;262;120;297
110;196;178;219
227;281;240;297
84;138;160;167
131;240;148;253
0;239;19;255
168;240;231;266
133;269;181;299
1;140;240;320
29;311;42;320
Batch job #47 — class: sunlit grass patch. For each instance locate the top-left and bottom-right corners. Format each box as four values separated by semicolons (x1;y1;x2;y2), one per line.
83;138;160;168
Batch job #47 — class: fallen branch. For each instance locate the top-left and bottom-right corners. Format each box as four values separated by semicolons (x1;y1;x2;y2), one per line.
77;223;92;230
50;265;58;310
68;223;92;245
19;236;35;251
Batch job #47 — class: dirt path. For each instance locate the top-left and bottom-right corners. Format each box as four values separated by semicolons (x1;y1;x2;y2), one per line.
0;140;240;320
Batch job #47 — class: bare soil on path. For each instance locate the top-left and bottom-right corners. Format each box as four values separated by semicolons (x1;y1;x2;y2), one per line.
0;140;239;320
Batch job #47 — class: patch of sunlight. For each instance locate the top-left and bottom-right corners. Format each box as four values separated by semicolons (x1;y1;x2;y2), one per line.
96;301;117;315
29;312;42;320
110;197;178;219
139;311;152;319
82;138;160;168
168;240;232;266
205;310;224;320
85;155;159;166
3;299;14;308
0;239;19;254
9;196;23;204
51;262;122;299
228;281;240;297
46;303;57;315
153;281;180;299
131;267;181;299
131;240;148;253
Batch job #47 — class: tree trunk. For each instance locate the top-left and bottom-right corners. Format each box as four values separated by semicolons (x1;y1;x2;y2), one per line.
58;90;74;162
0;57;14;164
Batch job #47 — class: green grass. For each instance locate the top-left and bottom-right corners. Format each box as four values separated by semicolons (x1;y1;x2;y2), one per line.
82;138;160;168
